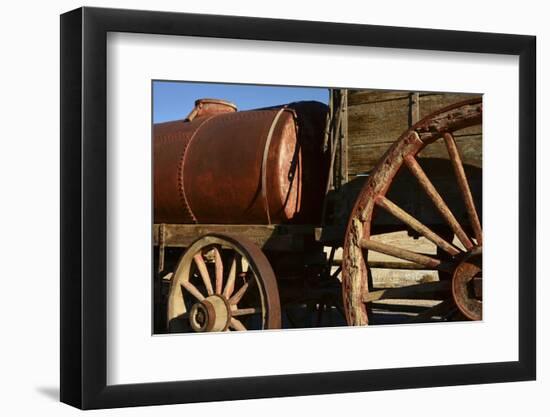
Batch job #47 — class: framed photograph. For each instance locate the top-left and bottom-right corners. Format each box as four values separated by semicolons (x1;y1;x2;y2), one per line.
60;6;536;409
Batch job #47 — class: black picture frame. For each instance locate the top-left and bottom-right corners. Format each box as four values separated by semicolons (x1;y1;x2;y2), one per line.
60;6;536;410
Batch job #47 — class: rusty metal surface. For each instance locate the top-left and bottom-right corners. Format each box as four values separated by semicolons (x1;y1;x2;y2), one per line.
184;109;298;224
154;100;328;225
341;98;483;326
154;116;211;224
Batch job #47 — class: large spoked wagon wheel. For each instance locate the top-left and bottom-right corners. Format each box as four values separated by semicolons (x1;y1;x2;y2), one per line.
167;234;281;332
342;98;483;326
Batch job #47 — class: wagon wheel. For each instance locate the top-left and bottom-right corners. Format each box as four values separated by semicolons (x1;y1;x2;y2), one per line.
167;234;281;332
342;98;483;326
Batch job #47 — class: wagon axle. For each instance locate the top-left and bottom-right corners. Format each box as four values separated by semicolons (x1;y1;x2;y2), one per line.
189;295;232;332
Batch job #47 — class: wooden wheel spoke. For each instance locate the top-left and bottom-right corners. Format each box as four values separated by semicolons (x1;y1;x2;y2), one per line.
181;281;205;301
331;265;342;279
327;246;336;268
229;277;255;306
222;255;237;298
231;307;261;317
408;298;456;323
360;239;452;272
363;280;451;303
367;260;430;270
213;246;224;295
229;317;247;331
404;155;474;250
239;255;249;272
375;195;461;256
193;253;214;296
443;132;483;245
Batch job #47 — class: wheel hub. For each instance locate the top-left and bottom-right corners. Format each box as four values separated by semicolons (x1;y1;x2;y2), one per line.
452;246;482;320
189;294;232;332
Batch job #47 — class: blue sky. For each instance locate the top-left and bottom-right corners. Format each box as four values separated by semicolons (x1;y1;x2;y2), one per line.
153;81;329;123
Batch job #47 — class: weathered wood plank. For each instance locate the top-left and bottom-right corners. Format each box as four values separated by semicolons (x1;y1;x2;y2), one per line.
347;134;482;175
340;90;349;184
153;223;317;251
346;90;482;176
417;134;482;168
363;280;451;302
369;231;441;287
419;92;482;119
328;231;441;287
348;96;409;143
348;89;410;106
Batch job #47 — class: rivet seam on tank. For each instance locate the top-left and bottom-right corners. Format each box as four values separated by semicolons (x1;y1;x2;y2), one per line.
177;115;216;223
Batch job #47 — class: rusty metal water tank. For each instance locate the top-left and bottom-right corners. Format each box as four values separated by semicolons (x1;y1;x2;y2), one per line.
154;99;328;225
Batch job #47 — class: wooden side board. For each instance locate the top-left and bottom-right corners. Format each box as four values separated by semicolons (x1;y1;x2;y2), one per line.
347;90;482;176
153;224;322;251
